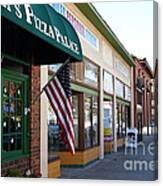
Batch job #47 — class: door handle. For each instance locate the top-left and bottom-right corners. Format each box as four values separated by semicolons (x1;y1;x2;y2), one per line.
24;107;30;115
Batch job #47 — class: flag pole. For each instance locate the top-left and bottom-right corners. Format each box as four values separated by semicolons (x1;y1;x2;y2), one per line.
31;57;71;106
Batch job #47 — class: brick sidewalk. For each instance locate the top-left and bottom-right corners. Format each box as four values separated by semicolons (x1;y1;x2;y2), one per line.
60;135;158;181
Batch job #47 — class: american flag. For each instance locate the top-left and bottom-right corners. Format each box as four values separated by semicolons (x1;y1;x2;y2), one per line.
44;64;75;155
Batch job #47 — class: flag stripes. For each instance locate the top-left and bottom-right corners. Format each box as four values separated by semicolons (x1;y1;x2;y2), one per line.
44;76;75;155
49;79;75;143
52;78;74;132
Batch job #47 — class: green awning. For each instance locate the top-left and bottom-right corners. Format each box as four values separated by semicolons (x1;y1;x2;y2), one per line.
1;4;83;62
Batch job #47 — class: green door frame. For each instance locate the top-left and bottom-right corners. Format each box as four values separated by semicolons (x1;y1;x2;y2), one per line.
1;69;29;162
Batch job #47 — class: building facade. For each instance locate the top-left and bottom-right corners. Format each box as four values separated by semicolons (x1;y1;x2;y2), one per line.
132;56;153;141
41;3;135;178
1;4;82;177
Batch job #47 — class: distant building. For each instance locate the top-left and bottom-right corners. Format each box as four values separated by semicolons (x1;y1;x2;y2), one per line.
132;56;153;141
154;59;158;135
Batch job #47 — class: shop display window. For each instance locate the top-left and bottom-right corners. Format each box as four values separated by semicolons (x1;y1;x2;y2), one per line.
48;93;79;158
2;70;29;160
84;94;99;148
103;71;113;94
84;60;98;88
116;103;130;138
115;79;124;98
104;100;113;142
125;85;131;101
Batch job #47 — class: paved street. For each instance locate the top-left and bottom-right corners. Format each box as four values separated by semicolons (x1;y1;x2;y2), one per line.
60;135;158;181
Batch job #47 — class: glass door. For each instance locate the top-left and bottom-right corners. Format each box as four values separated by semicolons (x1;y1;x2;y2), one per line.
1;69;29;160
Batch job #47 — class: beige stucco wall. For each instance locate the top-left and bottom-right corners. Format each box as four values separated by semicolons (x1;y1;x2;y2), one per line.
65;3;131;86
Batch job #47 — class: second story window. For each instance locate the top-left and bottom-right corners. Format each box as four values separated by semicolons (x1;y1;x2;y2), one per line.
115;79;124;98
103;71;113;94
84;60;98;88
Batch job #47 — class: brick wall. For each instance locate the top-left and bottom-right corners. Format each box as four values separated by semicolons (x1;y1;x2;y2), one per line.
1;157;30;177
29;64;41;177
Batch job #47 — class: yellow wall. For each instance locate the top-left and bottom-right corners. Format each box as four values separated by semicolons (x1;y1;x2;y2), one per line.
48;159;61;178
57;146;100;166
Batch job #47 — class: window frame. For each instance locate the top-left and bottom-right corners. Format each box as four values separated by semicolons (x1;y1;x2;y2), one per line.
84;93;99;149
115;78;125;98
103;70;113;94
116;102;131;138
1;69;29;162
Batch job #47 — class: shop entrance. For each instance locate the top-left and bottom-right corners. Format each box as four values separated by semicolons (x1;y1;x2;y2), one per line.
1;69;29;161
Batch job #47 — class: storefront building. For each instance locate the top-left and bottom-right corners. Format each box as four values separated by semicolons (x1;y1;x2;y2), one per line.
132;56;153;141
40;3;135;178
1;4;82;177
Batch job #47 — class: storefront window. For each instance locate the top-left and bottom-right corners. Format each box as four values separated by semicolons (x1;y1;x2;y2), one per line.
48;64;62;73
125;86;131;101
92;96;98;146
2;80;23;152
84;60;98;87
116;103;122;137
48;94;79;159
84;94;99;148
72;95;79;148
48;106;60;160
115;79;124;98
84;95;92;148
103;71;113;94
104;100;113;142
116;103;130;138
70;62;84;82
2;71;29;160
121;105;126;135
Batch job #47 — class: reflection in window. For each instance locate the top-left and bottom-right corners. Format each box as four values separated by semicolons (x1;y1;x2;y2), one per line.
125;86;131;101
2;79;23;153
116;104;122;137
103;71;113;94
84;61;98;87
104;101;113;142
48;105;60;160
115;79;124;98
72;95;79;148
84;94;99;148
48;63;62;73
116;103;130;138
84;96;92;148
92;96;98;146
48;94;79;160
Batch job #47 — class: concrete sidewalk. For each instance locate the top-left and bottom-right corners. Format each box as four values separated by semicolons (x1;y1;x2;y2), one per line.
60;135;158;181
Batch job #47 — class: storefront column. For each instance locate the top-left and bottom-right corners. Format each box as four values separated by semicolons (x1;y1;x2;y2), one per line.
131;66;135;128
113;76;117;152
99;67;104;159
30;64;41;177
40;66;48;177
